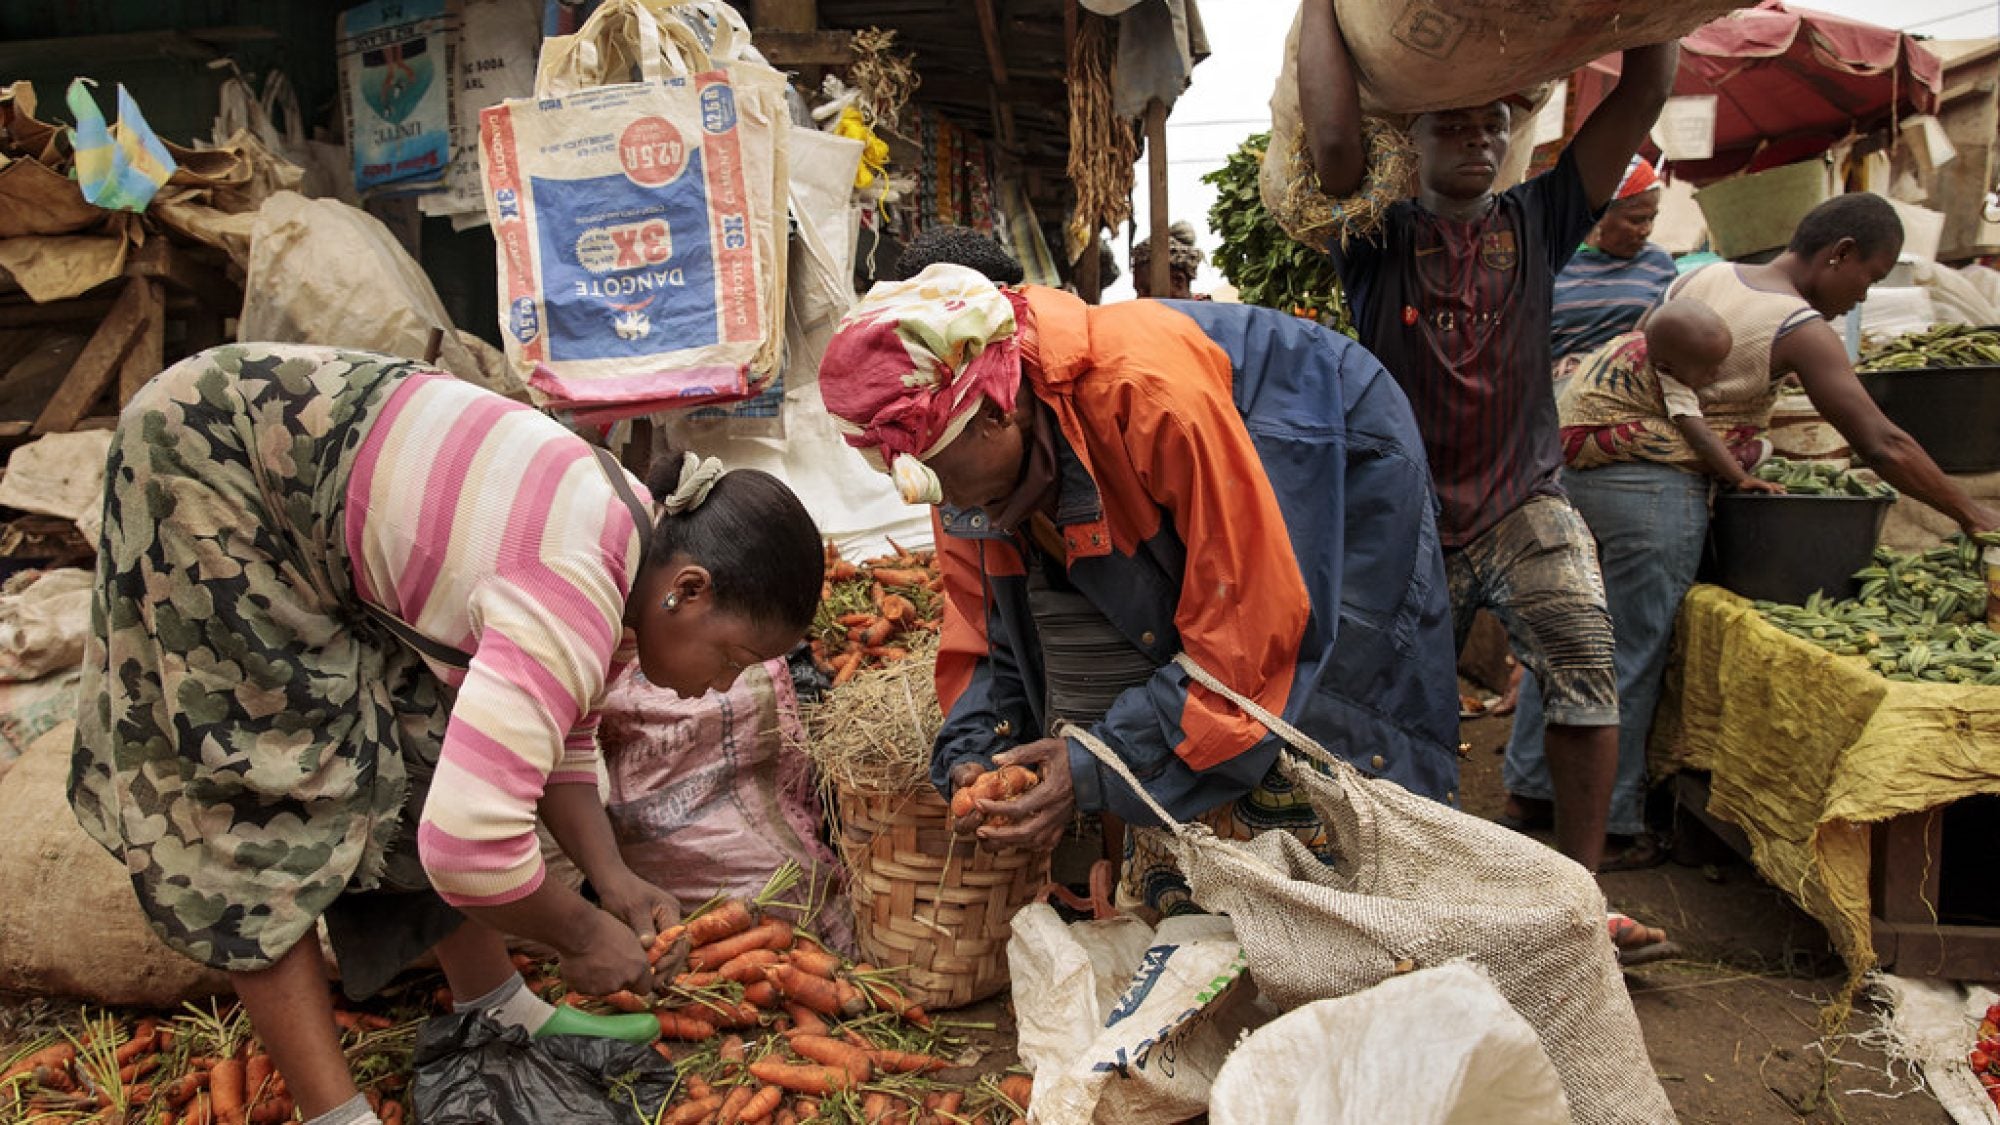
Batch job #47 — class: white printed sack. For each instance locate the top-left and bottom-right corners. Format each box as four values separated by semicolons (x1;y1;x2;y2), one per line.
1008;906;1267;1124
480;0;789;422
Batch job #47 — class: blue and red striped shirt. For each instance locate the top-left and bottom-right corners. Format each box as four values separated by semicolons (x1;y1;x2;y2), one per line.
1550;243;1678;362
1331;152;1599;548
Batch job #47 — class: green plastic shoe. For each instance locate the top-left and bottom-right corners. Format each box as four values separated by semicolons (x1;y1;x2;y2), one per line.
534;1005;661;1044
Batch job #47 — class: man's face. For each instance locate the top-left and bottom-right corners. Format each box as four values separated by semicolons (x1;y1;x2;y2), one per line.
1414;103;1511;203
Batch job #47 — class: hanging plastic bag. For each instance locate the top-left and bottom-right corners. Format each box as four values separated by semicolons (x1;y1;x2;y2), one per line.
65;79;177;212
1008;904;1267;1124
411;1011;676;1124
1209;962;1570;1125
480;0;791;422
337;0;457;193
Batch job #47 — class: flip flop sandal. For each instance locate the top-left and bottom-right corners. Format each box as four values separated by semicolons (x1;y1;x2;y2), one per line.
1607;913;1681;967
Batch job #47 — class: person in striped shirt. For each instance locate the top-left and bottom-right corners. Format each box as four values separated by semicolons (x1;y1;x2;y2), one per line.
1550;157;1679;380
1298;0;1681;962
70;345;823;1125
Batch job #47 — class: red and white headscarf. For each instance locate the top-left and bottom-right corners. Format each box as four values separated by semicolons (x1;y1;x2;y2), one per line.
1615;156;1661;201
818;263;1028;504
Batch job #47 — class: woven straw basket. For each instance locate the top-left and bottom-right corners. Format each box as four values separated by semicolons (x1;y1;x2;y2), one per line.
833;784;1051;1010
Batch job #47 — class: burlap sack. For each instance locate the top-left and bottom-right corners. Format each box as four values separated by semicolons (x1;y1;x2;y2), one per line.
1324;0;1737;116
1071;655;1674;1125
0;721;230;1006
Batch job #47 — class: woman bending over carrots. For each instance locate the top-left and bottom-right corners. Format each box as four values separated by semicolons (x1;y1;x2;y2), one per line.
69;345;824;1125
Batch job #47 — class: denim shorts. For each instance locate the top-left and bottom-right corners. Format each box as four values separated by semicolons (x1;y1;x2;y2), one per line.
1446;495;1619;727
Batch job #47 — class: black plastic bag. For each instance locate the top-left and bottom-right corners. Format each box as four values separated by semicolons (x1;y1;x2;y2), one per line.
411;1012;675;1124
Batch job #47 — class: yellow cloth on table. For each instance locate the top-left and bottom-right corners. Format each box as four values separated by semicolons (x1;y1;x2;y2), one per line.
1652;584;2000;995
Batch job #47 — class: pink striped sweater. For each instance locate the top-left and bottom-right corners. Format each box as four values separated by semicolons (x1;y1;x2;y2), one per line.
346;371;644;907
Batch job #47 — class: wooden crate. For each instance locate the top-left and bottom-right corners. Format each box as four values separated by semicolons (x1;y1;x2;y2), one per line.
1868;804;2000;982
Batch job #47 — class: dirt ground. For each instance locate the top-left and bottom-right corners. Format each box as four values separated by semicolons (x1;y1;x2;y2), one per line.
1459;709;1953;1125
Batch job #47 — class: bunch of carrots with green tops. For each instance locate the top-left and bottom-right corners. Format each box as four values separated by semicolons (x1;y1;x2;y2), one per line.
810;541;945;687
1;999;416;1125
539;866;1035;1125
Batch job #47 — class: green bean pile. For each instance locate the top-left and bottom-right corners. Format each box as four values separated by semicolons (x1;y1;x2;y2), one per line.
1751;457;1898;499
1857;324;2000;372
1753;535;2000;684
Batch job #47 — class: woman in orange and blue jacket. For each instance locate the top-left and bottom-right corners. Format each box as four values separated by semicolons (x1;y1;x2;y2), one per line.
818;264;1460;914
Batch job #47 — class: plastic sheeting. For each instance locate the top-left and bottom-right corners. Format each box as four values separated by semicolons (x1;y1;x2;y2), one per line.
1652;585;2000;989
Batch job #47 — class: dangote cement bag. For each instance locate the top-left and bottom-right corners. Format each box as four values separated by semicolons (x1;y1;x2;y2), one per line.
480;0;789;422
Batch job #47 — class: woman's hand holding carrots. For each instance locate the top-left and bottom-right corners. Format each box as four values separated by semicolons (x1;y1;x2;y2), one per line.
593;869;682;952
556;909;657;998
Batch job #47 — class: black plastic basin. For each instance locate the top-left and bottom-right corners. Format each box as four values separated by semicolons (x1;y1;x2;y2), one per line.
1703;492;1892;604
1857;365;2000;473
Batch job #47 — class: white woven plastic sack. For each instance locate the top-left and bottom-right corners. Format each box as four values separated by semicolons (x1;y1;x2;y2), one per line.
1069;654;1675;1125
1210;962;1569;1125
1008;905;1267;1124
480;0;791;422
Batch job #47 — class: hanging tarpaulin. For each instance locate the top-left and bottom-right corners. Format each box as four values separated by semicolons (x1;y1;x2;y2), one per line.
1572;0;1944;184
338;0;458;194
65;79;176;213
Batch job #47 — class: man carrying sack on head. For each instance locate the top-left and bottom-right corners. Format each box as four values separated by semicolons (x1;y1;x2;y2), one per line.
1299;0;1680;961
815;263;1462;918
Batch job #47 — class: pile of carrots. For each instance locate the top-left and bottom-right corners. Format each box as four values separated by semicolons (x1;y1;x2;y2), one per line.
550;890;1036;1124
811;541;945;687
1;1002;411;1124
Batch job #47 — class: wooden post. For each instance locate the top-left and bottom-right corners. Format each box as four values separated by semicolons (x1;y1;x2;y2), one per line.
116;278;165;405
34;278;151;434
1077;229;1102;305
1145;98;1170;299
750;0;815;31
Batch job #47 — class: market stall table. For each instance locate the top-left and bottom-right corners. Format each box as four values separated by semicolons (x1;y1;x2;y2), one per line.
1653;584;2000;986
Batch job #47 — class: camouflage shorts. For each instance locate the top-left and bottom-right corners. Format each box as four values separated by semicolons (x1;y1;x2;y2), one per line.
1446;495;1618;727
1115;762;1335;920
69;345;454;973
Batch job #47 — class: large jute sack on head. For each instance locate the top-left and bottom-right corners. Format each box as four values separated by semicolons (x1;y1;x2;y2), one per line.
1262;4;1557;247
0;721;230;1005
1298;0;1738;117
1075;656;1675;1125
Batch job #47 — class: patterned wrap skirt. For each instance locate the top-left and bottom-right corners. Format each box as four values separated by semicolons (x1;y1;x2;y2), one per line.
69;344;461;988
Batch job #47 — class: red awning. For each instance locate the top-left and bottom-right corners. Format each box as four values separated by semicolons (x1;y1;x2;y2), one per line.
1571;0;1943;184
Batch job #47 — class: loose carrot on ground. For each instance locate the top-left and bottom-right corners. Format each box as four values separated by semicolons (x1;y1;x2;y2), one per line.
718;1035;747;1068
655;1011;718;1041
689;921;794;971
378;1101;404;1125
869;1049;948;1074
741;981;781;1009
860;1091;894;1123
931;1090;964;1114
600;990;652;1013
998;1074;1033;1109
719;949;783;983
786;945;841;980
767;965;864;1018
716;1085;755;1122
674;972;724;989
661;1095;724;1125
117;1054;161;1084
869;568;930;589
685;899;755;947
859;618;898;647
836;612;875;628
735;1085;784;1123
207;1055;245;1124
113;1032;158;1065
686;1075;716;1100
781;1004;828;1037
878;594;917;624
747;1061;855;1095
788;1036;873;1084
793;1099;821;1119
831;650;864;686
182;1091;215;1125
161;1071;206;1107
2;1042;76;1083
773;1110;798;1125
